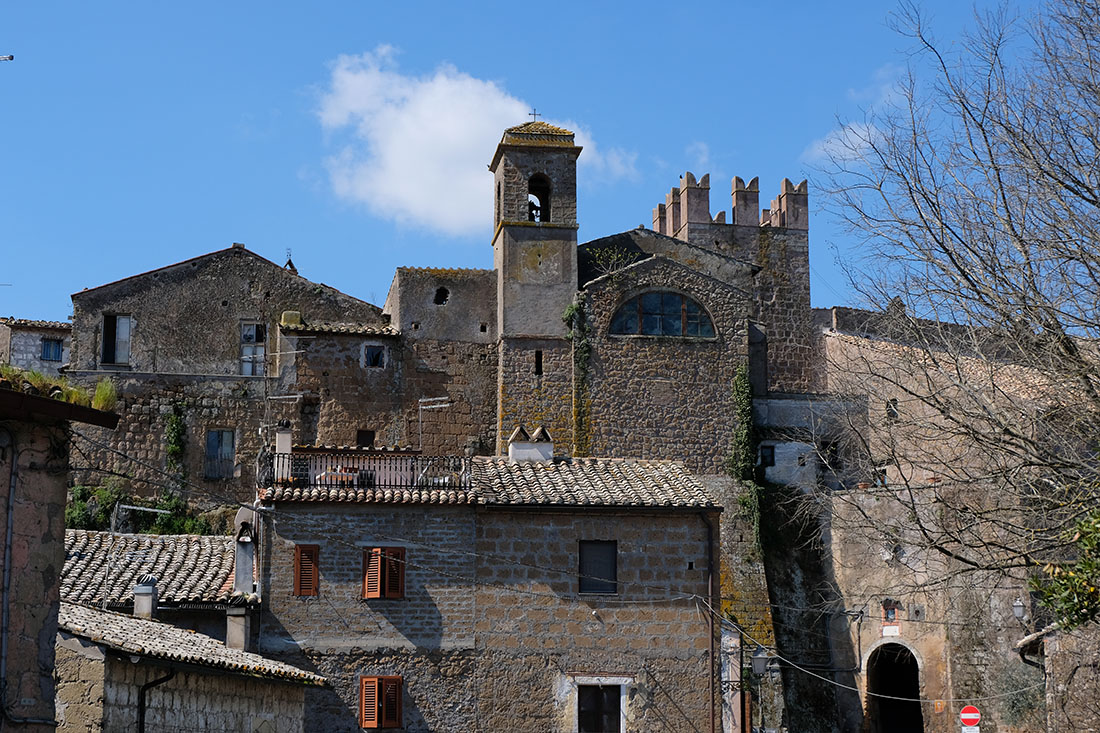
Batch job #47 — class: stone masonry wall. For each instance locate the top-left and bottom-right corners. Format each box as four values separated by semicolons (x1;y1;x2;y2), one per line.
582;258;749;474
494;147;579;227
55;637;106;731
100;655;306;732
474;508;719;732
0;418;68;731
497;338;573;455
1;326;70;376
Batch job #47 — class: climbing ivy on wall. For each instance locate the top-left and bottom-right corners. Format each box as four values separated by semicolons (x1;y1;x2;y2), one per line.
164;402;187;481
727;364;763;557
563;297;592;456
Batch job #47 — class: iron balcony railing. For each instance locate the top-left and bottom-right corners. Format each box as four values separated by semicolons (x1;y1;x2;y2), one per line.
258;451;470;490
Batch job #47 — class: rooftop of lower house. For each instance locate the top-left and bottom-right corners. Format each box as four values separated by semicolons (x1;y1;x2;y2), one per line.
58;602;325;685
0;316;71;331
257;447;719;510
63;530;250;610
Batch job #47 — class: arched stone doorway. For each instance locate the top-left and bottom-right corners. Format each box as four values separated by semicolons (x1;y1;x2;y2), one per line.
867;643;924;733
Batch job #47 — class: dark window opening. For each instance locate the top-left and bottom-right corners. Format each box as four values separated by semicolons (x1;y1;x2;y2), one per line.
578;685;620;733
204;429;235;479
41;338;63;362
579;540;617;594
534;350;543;376
364;345;385;368
528;174;552;222
886;398;900;421
759;445;775;468
433;287;449;305
480;322;488;333
101;314;132;365
356;429;376;448
609;292;715;337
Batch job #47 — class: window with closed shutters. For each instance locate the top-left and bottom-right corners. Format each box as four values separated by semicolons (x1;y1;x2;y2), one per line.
579;540;617;594
294;544;319;596
360;675;403;729
363;547;405;599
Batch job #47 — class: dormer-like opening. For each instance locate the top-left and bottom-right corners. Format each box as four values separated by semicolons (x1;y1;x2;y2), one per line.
528;174;552;222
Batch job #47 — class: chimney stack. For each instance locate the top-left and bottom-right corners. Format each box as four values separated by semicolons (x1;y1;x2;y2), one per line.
507;425;555;462
134;575;158;620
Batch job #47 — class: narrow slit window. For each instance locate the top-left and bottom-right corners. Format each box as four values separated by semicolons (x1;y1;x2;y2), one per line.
534;350;543;376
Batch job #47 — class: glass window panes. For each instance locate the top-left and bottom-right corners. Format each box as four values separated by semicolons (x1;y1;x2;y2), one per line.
608;292;715;338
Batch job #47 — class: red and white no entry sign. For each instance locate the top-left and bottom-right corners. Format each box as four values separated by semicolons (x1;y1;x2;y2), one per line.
960;705;981;726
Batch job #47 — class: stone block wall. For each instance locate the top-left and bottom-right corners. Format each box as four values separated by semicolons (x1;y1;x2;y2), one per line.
0;324;70;376
582;258;748;474
55;636;106;730
0;419;68;730
497;338;573;455
493;147;579;228
474;508;719;732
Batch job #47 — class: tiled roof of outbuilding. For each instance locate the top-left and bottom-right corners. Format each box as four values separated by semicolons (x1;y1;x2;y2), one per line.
63;530;242;607
279;321;397;336
58;602;325;685
0;317;70;330
472;457;717;508
258;484;475;504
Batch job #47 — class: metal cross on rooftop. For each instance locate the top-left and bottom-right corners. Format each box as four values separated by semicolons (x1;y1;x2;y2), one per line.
528;109;541;121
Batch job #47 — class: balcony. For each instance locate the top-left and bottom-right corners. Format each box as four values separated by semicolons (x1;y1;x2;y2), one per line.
258;448;470;490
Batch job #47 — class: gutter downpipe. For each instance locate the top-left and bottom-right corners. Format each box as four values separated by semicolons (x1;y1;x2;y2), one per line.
700;511;717;733
138;668;176;733
0;426;58;728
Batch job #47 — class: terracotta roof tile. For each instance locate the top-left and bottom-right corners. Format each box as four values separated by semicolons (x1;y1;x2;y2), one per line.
0;317;70;330
63;530;242;607
58;602;325;685
472;457;717;508
259;484;475;504
279;321;396;336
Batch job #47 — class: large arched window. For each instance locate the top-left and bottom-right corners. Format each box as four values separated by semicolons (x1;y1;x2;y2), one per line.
609;292;715;337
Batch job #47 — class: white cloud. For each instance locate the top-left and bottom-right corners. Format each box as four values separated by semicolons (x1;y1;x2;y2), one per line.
685;141;711;171
318;48;636;237
801;64;900;164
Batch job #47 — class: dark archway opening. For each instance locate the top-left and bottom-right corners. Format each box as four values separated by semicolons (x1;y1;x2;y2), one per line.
868;644;924;733
528;174;551;222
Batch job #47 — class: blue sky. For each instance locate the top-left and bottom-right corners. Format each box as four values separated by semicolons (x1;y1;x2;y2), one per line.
0;1;1016;321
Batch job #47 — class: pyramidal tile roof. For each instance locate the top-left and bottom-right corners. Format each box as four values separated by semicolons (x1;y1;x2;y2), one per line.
63;530;241;607
58;602;325;685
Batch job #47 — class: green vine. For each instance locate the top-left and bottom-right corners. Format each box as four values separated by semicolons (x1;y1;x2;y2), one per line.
165;402;187;481
727;364;762;556
563;297;592;455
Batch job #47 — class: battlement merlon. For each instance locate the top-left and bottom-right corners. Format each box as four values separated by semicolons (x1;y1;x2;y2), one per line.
731;176;760;226
679;172;711;228
663;187;681;236
761;178;808;230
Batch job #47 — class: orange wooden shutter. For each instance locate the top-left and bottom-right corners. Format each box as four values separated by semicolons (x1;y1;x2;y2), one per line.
363;548;382;599
380;676;403;728
384;547;405;599
360;676;379;728
294;545;319;596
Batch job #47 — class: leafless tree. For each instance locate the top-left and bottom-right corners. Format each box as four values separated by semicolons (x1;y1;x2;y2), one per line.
816;0;1100;617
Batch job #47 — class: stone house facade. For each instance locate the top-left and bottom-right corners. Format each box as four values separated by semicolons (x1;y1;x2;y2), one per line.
0;383;117;730
257;435;721;732
54;601;323;732
0;317;71;376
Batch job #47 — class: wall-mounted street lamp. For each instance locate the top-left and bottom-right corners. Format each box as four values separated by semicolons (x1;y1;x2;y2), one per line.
1012;597;1026;621
752;645;770;676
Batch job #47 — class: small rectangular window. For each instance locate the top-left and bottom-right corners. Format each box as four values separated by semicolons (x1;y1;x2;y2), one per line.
579;540;617;594
40;338;63;362
241;323;266;376
356;429;376;448
294;544;320;596
101;314;131;365
360;675;403;729
578;684;621;733
364;345;385;369
363;547;405;599
534;349;543;376
204;429;235;479
759;445;775;468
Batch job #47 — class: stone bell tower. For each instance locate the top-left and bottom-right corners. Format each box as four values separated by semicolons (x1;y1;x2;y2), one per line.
489;121;582;454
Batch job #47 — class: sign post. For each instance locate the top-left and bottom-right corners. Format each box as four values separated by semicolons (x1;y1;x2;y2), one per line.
960;705;981;732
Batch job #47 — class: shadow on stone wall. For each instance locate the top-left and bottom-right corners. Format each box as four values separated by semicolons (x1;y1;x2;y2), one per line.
759;483;863;733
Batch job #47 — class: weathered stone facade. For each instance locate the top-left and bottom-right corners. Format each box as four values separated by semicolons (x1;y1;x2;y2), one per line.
0;318;70;376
